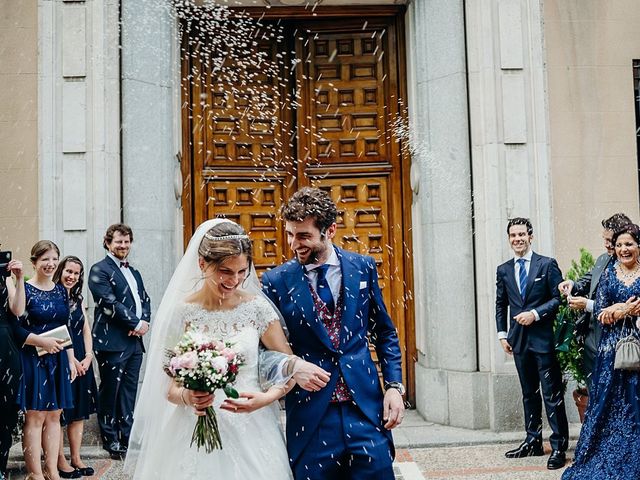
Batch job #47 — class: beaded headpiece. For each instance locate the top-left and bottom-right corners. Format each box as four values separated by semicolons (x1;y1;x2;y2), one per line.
203;233;250;241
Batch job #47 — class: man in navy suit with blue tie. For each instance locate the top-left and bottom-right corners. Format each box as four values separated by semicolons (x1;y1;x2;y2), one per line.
262;187;404;479
89;224;151;459
496;217;568;470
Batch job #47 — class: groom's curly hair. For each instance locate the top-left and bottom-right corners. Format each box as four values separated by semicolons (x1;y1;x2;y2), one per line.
281;187;338;234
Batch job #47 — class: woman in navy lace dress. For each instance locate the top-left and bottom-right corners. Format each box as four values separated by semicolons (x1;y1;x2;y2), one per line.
54;256;97;478
563;224;640;479
17;241;77;480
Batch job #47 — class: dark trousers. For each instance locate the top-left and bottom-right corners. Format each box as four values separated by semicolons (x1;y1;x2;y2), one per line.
96;348;142;446
0;398;19;475
514;349;569;451
291;402;394;480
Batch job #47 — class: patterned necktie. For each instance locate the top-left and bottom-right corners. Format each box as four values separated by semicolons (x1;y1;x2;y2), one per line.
315;264;335;314
517;258;527;299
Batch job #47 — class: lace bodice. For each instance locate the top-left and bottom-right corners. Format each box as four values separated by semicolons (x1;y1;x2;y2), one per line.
175;296;279;392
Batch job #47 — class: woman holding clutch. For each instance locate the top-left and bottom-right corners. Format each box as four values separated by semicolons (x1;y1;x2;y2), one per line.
54;257;97;478
17;241;77;480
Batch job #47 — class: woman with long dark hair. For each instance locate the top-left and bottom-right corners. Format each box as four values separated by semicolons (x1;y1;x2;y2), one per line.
54;257;97;478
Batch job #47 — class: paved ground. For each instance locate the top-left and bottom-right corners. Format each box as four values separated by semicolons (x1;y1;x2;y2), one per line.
7;411;580;479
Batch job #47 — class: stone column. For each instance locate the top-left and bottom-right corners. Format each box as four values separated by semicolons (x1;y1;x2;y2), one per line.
466;0;560;429
120;0;182;308
406;0;487;429
38;0;121;273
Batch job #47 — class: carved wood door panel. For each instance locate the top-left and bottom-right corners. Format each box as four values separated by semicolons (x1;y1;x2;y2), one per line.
295;20;408;384
181;11;415;399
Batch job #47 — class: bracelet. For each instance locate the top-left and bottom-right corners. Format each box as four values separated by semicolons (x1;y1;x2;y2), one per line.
180;387;188;406
84;352;93;359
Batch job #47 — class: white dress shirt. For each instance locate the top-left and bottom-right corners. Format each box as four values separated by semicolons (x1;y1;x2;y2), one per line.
108;252;144;329
304;247;341;302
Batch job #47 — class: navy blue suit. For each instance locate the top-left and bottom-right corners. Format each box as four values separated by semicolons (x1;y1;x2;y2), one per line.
262;246;402;479
89;256;150;447
495;252;569;451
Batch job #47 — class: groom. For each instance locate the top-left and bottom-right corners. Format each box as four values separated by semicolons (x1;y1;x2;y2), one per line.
262;187;404;479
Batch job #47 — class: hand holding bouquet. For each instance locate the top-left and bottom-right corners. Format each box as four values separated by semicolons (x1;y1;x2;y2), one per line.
165;327;244;451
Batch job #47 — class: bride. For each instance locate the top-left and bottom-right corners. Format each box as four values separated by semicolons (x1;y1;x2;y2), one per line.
125;219;328;479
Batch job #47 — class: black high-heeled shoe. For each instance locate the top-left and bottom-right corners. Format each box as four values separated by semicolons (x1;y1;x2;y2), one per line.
71;463;95;477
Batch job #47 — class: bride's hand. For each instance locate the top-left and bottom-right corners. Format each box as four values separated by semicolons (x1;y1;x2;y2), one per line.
292;360;331;392
220;392;273;414
184;389;215;416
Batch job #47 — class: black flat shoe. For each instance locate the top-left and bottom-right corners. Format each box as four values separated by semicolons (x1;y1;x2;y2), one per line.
71;464;95;477
505;440;544;458
547;450;567;470
58;468;81;479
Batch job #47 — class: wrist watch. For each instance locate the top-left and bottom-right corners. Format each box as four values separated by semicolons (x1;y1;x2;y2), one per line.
384;382;406;396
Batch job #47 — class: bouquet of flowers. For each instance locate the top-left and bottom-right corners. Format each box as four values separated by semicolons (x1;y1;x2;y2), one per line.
165;327;244;452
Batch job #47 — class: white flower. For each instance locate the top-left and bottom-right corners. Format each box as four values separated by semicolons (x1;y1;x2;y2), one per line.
211;356;228;374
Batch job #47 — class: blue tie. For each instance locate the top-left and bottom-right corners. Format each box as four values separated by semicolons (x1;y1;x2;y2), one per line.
315;264;335;314
517;258;527;299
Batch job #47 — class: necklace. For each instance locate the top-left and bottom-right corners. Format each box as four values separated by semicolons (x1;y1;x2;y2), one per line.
617;261;640;279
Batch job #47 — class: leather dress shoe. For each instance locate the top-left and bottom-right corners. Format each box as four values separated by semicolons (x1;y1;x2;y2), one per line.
505;440;544;458
71;463;95;477
547;450;567;470
104;441;127;459
58;468;81;479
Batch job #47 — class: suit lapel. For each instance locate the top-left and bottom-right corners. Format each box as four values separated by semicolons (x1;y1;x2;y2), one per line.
523;253;542;301
282;260;336;352
105;256;135;302
505;260;522;304
337;247;360;340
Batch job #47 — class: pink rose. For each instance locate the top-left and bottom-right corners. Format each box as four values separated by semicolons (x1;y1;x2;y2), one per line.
213;340;225;352
211;356;228;374
170;351;198;373
221;348;236;361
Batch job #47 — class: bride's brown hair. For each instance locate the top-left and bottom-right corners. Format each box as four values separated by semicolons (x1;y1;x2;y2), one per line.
198;222;253;271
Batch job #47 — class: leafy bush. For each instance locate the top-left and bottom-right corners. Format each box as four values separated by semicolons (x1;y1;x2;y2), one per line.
554;248;595;389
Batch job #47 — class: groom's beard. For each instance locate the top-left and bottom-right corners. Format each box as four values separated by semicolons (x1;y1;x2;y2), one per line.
297;244;327;265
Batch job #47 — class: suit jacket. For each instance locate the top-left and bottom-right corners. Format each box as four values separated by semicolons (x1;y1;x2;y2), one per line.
572;252;612;353
89;256;151;353
495;252;563;354
261;246;402;463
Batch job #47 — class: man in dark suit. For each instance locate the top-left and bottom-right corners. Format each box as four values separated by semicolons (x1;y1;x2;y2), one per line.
496;217;568;470
89;224;151;459
558;213;633;393
262;187;404;480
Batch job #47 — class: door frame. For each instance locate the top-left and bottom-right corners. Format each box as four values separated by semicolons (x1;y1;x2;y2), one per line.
179;5;417;405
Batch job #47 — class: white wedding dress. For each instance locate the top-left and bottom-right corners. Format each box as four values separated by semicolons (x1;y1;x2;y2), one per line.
133;296;293;480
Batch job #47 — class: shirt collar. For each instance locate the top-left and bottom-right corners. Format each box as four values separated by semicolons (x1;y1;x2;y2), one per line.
513;249;533;264
107;252;129;267
304;245;339;272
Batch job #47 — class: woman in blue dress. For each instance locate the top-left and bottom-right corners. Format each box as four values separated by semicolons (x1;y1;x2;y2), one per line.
18;241;77;480
563;223;640;479
54;256;97;478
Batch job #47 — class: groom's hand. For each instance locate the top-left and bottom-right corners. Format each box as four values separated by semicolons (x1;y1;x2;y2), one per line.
383;389;405;430
292;361;331;392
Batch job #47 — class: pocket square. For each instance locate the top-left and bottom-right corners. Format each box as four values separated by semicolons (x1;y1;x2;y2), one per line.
359;281;368;289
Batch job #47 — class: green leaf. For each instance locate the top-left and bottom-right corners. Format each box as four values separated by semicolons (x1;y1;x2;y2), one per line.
224;386;239;399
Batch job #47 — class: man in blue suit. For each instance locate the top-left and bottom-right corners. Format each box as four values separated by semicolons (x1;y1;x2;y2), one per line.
496;217;568;470
262;187;404;479
89;224;151;459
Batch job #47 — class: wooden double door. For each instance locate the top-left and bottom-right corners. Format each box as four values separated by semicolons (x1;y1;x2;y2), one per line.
180;7;415;400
